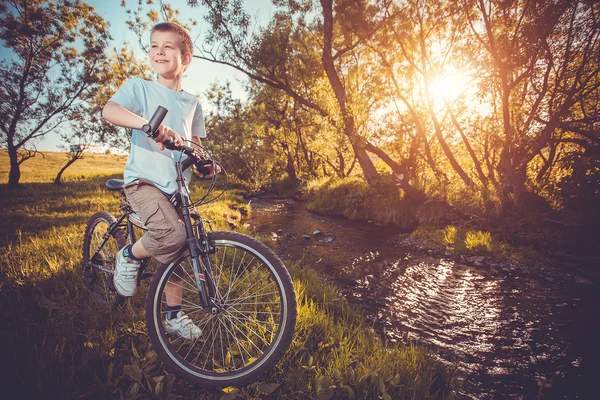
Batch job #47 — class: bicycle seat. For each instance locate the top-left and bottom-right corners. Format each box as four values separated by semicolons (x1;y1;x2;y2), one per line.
106;179;124;191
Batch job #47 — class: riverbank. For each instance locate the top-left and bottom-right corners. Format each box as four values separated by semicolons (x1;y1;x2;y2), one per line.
0;158;450;399
304;176;600;285
247;195;600;399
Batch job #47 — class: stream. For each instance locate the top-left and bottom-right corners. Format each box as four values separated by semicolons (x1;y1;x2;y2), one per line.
247;197;600;399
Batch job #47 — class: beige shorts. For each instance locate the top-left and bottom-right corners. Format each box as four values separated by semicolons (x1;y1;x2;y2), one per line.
124;180;186;264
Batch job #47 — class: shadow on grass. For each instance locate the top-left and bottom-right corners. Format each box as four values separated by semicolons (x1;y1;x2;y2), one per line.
0;175;124;245
0;175;451;400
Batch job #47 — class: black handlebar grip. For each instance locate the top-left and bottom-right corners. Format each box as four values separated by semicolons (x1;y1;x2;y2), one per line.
142;106;168;137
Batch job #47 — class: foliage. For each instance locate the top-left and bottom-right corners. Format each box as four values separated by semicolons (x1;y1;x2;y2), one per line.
2;0;599;212
179;0;600;215
305;176;419;229
555;150;600;218
203;82;285;193
0;0;110;187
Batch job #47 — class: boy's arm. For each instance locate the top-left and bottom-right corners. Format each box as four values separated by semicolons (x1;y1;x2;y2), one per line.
102;101;147;129
102;101;182;150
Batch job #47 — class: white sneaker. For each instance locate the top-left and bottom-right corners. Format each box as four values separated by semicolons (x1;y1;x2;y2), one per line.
113;247;141;297
165;311;202;340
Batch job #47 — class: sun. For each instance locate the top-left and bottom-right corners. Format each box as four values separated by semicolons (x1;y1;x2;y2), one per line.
428;65;471;103
427;65;493;116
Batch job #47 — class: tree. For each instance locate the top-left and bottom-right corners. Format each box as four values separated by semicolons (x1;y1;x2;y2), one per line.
53;143;87;185
52;45;153;185
463;0;600;210
0;0;110;187
190;0;406;187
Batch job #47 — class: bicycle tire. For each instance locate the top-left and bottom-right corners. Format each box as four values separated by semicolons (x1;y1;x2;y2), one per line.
145;230;297;387
82;211;126;307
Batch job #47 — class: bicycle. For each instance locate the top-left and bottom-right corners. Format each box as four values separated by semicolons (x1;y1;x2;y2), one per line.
81;106;297;387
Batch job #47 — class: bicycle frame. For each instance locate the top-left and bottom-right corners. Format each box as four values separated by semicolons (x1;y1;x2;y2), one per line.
88;159;219;311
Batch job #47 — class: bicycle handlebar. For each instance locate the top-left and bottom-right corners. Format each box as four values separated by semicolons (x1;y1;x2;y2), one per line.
141;106;211;168
141;106;168;137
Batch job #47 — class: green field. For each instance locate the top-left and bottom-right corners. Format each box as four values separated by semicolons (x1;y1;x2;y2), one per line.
0;152;450;400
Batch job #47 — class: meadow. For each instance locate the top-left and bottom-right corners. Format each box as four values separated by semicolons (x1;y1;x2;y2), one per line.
0;151;450;399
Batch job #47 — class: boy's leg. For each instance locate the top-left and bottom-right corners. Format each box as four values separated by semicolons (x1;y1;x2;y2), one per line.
125;183;187;264
118;181;187;297
165;264;184;307
124;182;200;338
164;264;201;339
131;241;152;258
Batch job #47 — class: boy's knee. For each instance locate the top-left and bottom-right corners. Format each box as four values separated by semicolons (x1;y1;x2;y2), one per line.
161;223;187;257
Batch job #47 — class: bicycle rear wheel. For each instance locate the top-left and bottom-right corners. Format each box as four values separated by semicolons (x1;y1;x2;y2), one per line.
145;231;297;387
82;211;126;306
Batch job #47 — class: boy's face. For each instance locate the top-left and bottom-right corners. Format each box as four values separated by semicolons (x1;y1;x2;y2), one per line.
150;30;191;79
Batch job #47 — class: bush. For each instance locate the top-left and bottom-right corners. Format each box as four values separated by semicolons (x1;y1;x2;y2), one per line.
305;176;419;228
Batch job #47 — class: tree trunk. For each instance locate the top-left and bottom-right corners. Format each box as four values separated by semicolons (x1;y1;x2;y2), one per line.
54;155;81;185
285;151;297;180
364;141;424;200
320;0;380;185
7;146;21;188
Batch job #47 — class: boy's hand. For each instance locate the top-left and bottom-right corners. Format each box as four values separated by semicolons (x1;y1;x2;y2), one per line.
195;162;221;179
153;124;183;150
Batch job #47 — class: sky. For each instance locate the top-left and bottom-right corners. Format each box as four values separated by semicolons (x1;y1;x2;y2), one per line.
2;0;275;151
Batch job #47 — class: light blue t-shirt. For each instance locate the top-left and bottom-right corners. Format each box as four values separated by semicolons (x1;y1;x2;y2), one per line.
109;78;206;194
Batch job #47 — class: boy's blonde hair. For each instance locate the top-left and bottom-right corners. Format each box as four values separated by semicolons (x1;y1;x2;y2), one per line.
151;22;193;58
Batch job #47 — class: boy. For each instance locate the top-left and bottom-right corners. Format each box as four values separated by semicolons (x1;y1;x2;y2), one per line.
102;22;206;340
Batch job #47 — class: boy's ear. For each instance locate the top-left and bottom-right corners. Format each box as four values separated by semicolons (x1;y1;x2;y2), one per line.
182;53;192;65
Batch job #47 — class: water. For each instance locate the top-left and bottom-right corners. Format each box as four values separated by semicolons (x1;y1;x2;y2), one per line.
248;197;600;399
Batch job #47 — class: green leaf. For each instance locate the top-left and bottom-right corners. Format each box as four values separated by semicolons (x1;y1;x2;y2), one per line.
315;375;334;400
344;385;355;399
146;349;158;362
132;342;140;360
379;378;385;391
332;368;341;380
256;382;280;395
127;381;140;398
123;363;142;383
107;362;113;384
155;380;164;396
163;374;176;397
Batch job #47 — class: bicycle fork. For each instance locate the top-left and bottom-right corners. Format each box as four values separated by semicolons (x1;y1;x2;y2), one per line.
178;186;219;313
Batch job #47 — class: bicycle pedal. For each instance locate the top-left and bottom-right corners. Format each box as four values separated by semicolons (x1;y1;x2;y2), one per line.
140;271;154;280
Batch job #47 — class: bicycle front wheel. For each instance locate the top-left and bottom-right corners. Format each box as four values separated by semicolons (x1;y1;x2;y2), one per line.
145;231;297;387
82;211;126;306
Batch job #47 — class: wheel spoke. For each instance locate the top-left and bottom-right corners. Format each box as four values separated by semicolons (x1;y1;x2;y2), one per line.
83;214;125;307
151;233;295;384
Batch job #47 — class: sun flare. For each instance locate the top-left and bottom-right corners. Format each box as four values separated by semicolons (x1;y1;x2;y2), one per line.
428;65;471;103
427;66;493;115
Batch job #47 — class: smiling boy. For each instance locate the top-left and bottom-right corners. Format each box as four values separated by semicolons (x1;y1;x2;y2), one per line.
102;22;204;340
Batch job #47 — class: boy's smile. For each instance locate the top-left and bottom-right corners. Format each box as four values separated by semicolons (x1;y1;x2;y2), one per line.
150;30;190;85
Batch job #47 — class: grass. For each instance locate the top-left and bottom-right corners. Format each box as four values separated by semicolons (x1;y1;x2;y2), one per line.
0;153;451;399
412;224;562;269
0;149;128;184
305;176;419;229
303;175;599;272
